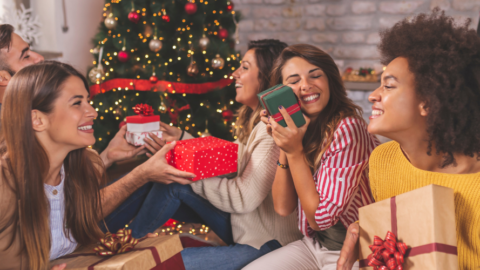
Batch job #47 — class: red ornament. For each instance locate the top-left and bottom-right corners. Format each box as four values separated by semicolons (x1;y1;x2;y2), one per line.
128;11;140;24
226;2;234;11
149;75;158;83
222;110;234;121
162;14;170;22
118;51;129;63
185;2;197;15
218;28;229;39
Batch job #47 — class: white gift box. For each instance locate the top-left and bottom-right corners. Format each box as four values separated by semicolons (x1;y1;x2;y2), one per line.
126;131;163;146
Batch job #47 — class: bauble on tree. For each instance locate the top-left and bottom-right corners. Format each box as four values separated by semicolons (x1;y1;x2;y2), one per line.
118;51;129;63
185;2;197;15
218;28;229;39
128;10;140;24
222;110;234;121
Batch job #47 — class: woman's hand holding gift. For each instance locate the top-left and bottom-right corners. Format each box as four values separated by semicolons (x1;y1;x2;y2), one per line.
160;121;183;142
144;121;182;157
268;106;310;156
336;222;360;270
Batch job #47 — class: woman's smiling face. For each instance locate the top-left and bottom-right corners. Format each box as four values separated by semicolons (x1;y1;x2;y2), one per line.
232;49;260;109
368;57;427;140
281;57;330;121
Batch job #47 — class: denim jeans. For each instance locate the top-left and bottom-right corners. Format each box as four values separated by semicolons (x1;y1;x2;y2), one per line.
181;239;282;270
101;180;228;241
129;183;234;245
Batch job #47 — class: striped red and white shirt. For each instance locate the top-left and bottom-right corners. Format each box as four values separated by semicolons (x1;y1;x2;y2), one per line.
298;117;379;237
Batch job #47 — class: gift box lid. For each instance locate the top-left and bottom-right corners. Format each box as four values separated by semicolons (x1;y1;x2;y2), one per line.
126;114;160;124
257;84;306;127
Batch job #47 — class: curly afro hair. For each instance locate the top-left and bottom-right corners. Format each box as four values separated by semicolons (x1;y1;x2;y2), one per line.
379;9;480;167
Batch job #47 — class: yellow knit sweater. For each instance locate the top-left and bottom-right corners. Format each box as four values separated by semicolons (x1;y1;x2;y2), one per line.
369;141;480;270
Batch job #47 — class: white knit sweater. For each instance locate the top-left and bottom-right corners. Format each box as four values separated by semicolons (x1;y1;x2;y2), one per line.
189;121;303;249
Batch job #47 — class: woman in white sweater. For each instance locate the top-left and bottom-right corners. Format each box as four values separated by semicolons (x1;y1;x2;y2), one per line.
129;39;303;270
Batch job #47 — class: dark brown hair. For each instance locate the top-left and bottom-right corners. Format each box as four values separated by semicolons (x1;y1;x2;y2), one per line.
0;24;13;52
379;9;480;167
0;61;106;270
0;24;14;72
235;39;288;144
271;44;364;170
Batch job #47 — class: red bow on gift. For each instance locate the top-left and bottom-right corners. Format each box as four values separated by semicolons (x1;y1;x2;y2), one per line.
93;227;139;256
133;104;154;116
367;231;408;270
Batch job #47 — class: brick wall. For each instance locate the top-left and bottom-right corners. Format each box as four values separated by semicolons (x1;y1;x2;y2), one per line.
234;0;479;140
235;0;479;71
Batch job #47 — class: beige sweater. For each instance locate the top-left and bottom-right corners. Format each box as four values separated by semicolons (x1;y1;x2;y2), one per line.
189;122;303;249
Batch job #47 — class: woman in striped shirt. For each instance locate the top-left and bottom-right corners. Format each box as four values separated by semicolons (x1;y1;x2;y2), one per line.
244;44;379;270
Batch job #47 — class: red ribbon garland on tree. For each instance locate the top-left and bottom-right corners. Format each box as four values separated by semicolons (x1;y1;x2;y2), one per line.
89;78;234;98
367;231;408;270
93;226;139;256
132;104;154;116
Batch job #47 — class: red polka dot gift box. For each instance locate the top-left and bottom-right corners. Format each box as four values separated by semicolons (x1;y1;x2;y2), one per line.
165;137;238;181
126;104;162;146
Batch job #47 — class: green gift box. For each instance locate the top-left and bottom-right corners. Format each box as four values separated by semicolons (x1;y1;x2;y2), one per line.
257;84;306;128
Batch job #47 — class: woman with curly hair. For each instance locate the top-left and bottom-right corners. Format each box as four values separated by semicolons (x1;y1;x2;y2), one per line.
244;44;379;269
337;9;480;270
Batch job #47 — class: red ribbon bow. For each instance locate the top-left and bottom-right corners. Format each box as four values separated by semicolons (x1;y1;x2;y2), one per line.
367;231;408;270
93;227;139;256
133;104;154;116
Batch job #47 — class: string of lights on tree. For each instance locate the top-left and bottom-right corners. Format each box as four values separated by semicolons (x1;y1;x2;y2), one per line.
89;0;241;151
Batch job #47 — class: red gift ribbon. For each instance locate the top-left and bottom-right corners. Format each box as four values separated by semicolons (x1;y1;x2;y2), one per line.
367;231;408;270
359;197;457;268
133;104;154;116
272;103;301;122
89;78;233;98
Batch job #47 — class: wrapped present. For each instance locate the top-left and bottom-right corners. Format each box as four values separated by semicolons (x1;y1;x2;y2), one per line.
257;84;306;128
165;137;238;181
49;234;183;270
359;184;458;270
126;131;163;146
126;104;160;133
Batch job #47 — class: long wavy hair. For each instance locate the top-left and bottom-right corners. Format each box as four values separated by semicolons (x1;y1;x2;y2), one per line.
0;61;107;270
234;39;287;144
270;44;364;170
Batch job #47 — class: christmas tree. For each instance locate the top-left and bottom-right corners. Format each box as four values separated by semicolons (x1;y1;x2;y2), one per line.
89;0;241;152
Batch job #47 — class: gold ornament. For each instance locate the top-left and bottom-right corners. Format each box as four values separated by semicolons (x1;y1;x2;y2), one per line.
104;13;117;29
88;65;105;83
159;101;167;113
199;35;210;50
149;38;162;52
187;61;199;76
211;54;225;70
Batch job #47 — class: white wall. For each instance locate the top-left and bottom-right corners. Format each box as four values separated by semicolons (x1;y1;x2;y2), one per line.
31;0;104;75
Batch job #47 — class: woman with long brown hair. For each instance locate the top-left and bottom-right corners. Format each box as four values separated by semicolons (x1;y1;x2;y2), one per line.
128;40;304;270
244;44;379;269
0;61;194;270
